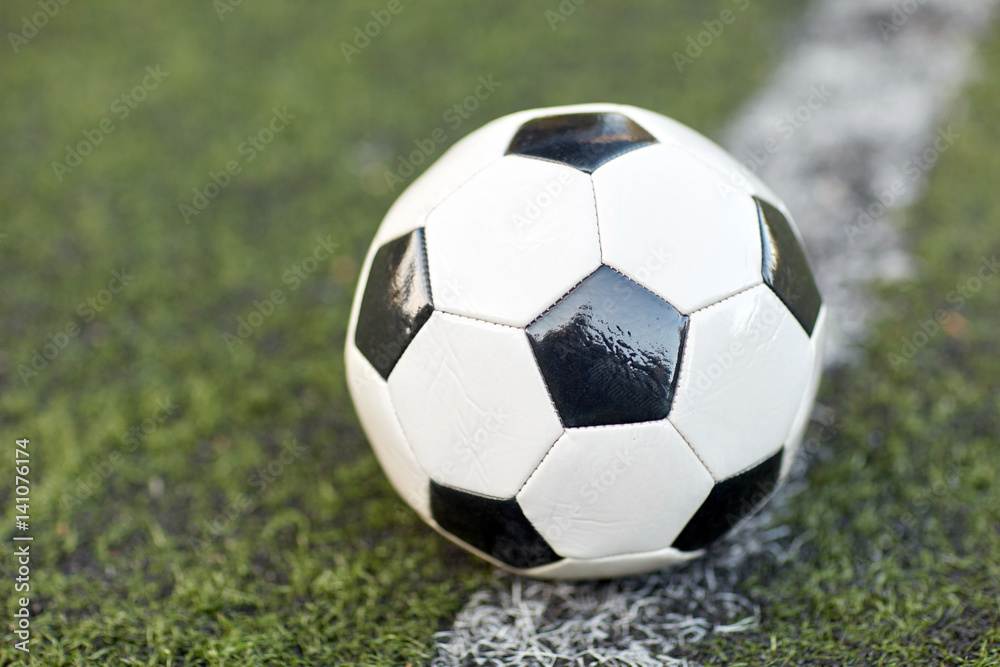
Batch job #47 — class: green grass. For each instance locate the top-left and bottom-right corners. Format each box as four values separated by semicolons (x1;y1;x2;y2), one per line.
690;28;1000;667
0;1;803;664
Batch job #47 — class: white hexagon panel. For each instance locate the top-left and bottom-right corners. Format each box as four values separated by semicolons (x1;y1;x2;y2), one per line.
345;102;826;579
387;311;563;498
517;421;714;560
372;109;534;247
425;156;601;326
619;104;785;206
593;143;764;314
668;284;812;481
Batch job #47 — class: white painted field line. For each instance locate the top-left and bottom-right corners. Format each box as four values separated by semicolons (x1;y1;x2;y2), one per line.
726;0;997;365
431;1;997;665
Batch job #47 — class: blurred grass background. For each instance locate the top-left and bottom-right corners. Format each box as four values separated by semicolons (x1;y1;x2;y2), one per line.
1;1;998;665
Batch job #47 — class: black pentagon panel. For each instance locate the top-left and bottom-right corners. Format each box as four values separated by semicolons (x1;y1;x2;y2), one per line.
756;198;822;336
354;228;433;379
506;112;657;173
526;265;688;428
672;448;784;552
429;481;561;570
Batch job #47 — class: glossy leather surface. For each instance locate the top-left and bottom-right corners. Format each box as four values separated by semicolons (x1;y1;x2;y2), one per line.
527;265;688;428
756;197;822;335
506;112;657;173
354;229;434;379
430;481;561;569
672;448;783;552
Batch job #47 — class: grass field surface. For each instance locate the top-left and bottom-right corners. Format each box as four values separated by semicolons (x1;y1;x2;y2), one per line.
1;1;997;665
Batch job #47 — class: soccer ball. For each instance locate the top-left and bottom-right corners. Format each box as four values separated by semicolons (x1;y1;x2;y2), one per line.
345;103;826;579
